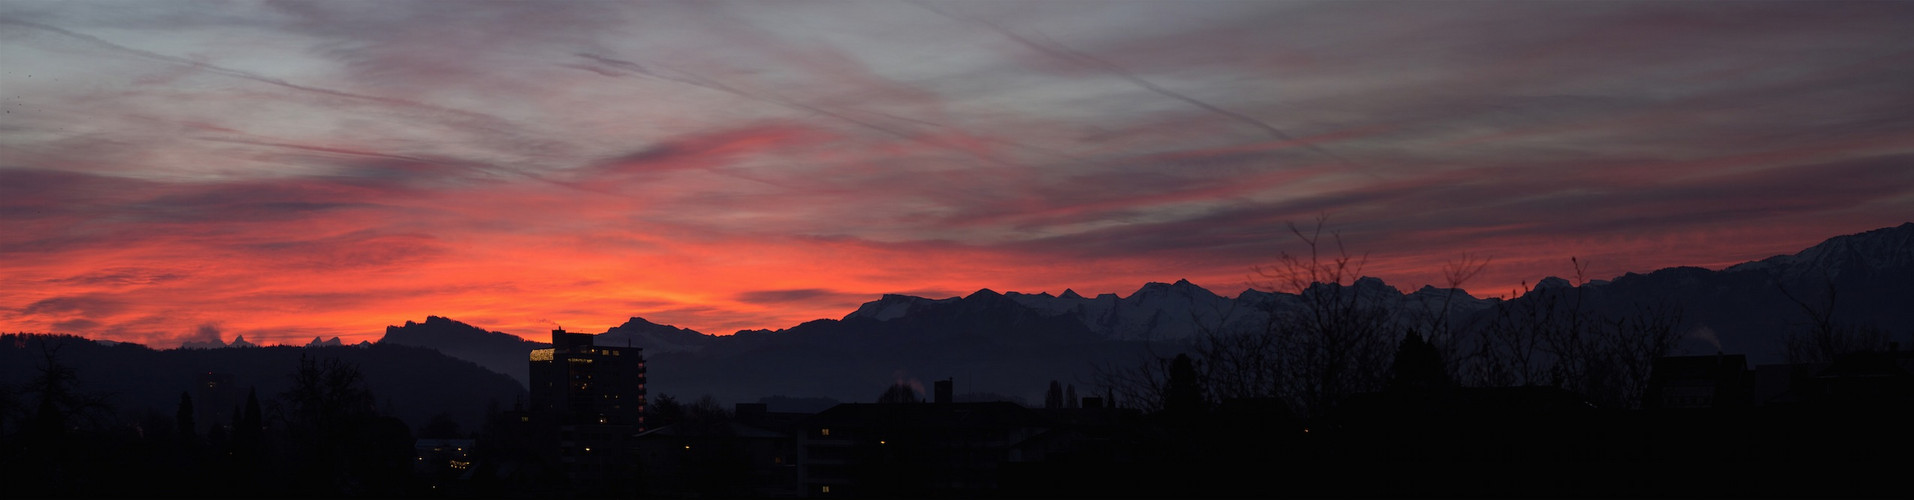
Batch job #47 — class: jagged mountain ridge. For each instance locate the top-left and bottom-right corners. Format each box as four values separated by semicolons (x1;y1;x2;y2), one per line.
378;316;551;386
376;277;1497;401
848;277;1496;342
598;316;716;354
1727;222;1914;277
1568;223;1914;359
377;315;727;387
379;222;1913;402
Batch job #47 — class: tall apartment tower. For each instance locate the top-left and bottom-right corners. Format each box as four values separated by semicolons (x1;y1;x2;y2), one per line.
529;329;646;492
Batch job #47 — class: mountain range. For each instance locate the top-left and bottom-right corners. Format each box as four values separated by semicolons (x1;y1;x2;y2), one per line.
378;223;1914;406
19;224;1906;425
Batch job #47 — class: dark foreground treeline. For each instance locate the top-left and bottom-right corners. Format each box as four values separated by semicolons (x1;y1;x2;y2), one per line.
1011;390;1913;498
504;381;1911;499
0;333;520;498
5;329;1912;498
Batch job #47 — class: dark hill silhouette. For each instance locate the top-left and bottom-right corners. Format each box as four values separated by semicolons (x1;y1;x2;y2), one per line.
378;316;549;387
0;334;523;434
377;315;725;388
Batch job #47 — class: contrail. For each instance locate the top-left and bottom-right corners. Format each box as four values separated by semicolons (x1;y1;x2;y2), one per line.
574;51;1055;171
1;19;623;193
2;19;504;128
906;2;1364;169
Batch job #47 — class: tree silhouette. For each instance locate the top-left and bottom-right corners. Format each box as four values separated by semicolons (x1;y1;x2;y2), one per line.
664;395;751;497
1778;273;1890;363
647;393;686;428
1601;304;1685;408
1465;280;1553;388
12;336;112;496
1091;352;1175;412
878;383;920;404
684;395;730;424
1164;353;1206;417
1254;216;1396;418
1410;253;1490;382
0;381;18;441
176;392;196;439
229;385;265;491
1460;258;1684;408
236;387;263;447
23;337;112;437
1388;332;1448;392
1045;380;1064;409
419;412;463;439
1094;216;1408;416
278;354;413;495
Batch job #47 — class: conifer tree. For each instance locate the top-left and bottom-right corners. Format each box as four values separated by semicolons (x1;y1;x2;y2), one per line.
176;392;196;439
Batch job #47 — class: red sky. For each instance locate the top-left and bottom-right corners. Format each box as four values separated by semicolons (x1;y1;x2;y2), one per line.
4;1;1913;347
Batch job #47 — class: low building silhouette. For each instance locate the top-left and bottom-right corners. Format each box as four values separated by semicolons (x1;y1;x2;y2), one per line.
1645;354;1751;409
797;401;1054;497
632;404;803;498
414;438;476;478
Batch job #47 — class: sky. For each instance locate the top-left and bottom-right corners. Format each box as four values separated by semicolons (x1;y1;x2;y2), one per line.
4;1;1912;347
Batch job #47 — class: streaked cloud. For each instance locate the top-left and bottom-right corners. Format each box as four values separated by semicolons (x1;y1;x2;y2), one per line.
3;1;1910;345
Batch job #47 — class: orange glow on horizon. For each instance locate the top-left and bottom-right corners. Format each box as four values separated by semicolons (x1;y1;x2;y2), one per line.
5;206;1880;348
6;2;1912;349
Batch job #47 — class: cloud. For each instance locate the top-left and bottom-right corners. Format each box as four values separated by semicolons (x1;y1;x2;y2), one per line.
3;1;1912;345
177;323;226;349
43;268;187;287
51;318;101;332
734;288;868;305
238;230;448;270
21;294;126;317
590;123;829;177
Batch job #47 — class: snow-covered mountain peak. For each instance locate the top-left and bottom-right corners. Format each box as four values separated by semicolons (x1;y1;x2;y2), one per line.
1727;222;1914;277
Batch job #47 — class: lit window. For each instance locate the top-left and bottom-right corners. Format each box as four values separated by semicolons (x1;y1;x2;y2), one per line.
820;428;830;436
822;486;831;494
